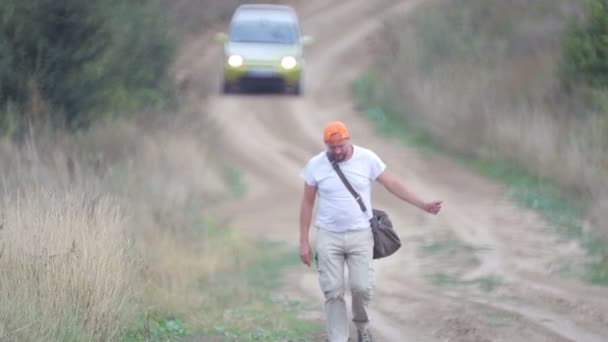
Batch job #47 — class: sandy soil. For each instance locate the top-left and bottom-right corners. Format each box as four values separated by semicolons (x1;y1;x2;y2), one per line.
174;0;608;341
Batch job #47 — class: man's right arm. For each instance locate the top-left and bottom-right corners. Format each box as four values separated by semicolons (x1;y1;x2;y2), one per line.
299;183;317;266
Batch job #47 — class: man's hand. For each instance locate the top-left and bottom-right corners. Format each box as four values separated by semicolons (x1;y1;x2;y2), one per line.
300;241;312;267
299;183;316;267
423;201;442;215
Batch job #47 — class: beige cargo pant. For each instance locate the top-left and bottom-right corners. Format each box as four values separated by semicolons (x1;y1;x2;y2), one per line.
315;227;375;342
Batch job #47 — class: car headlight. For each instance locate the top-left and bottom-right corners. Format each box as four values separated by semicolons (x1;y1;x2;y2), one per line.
281;56;297;70
227;55;243;68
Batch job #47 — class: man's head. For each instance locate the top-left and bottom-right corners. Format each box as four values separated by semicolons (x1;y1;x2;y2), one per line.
323;121;352;162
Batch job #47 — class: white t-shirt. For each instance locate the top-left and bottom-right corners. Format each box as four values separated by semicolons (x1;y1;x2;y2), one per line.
301;145;386;232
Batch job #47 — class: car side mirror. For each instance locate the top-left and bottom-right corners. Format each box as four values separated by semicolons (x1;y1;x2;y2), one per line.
215;32;228;43
300;35;314;46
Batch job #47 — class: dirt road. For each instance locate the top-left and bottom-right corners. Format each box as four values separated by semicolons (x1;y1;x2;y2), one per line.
175;0;608;340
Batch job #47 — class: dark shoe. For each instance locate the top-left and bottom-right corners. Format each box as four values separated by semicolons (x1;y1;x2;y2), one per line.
357;329;373;342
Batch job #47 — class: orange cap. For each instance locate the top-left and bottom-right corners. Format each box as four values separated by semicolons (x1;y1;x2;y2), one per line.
323;121;350;143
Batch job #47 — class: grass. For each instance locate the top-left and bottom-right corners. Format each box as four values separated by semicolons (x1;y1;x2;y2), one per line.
0;109;320;340
353;73;608;286
125;316;188;341
0;190;140;342
417;238;502;292
429;273;503;293
420;239;492;258
358;0;608;285
223;165;248;199
122;231;321;342
477;275;503;292
357;76;607;284
188;239;322;341
352;77;439;156
468;159;582;231
469;159;608;285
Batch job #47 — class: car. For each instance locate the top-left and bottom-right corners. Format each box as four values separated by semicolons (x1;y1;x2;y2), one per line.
216;4;313;95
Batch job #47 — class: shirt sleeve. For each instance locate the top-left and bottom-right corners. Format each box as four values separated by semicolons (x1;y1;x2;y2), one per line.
301;159;318;186
369;150;387;180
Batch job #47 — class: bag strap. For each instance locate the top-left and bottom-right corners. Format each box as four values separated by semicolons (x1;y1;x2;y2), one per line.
327;153;368;213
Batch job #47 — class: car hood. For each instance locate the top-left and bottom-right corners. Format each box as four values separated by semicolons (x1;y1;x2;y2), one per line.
225;42;301;61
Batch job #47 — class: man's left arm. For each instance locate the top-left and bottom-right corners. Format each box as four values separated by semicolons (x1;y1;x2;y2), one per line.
376;170;442;214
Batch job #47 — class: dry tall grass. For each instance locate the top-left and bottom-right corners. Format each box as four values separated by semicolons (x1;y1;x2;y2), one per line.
0;190;138;341
370;0;608;236
0;106;234;340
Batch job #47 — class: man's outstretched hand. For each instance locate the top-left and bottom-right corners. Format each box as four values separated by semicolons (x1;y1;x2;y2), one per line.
300;241;312;267
423;201;442;215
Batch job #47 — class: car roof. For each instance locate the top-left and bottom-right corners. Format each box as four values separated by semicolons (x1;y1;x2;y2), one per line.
233;4;298;22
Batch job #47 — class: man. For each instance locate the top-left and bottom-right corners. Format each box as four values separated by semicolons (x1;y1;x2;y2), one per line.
299;121;442;342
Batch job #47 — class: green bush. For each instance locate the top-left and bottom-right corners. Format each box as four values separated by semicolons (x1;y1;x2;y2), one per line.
561;0;608;89
0;0;176;130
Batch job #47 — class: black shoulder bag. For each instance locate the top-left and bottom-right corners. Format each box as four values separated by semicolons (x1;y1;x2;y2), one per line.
328;155;401;259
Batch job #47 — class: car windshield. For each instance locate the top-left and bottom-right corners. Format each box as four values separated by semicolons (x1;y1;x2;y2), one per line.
230;19;297;44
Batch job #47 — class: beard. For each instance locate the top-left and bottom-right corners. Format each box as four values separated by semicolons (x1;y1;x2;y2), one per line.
327;143;352;162
331;152;347;162
328;145;351;162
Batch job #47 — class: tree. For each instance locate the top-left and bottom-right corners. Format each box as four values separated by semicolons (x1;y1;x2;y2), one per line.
561;0;608;89
0;0;175;130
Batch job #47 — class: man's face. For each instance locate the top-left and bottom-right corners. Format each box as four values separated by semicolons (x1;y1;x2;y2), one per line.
326;139;351;162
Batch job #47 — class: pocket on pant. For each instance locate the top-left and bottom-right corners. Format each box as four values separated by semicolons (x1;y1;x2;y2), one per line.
316;253;332;292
